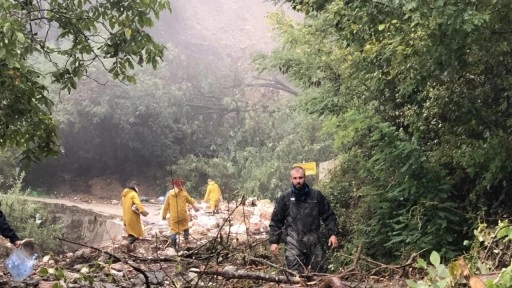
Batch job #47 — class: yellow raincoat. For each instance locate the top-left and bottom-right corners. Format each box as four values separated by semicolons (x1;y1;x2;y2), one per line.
121;188;146;238
161;187;196;234
204;181;222;211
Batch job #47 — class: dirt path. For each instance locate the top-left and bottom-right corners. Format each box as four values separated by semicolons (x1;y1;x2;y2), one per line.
26;197;165;224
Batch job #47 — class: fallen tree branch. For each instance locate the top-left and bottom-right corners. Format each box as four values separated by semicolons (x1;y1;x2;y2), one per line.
189;267;304;284
246;256;299;277
57;237;151;288
189;267;346;287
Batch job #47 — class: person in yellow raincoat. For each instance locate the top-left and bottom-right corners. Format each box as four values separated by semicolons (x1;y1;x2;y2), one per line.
161;179;200;248
203;179;222;215
121;182;148;251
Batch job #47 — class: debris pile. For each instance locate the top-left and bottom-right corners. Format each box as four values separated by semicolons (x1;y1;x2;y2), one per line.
0;198;281;287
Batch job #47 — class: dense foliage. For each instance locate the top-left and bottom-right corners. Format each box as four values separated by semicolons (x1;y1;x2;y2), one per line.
0;0;170;162
261;0;512;261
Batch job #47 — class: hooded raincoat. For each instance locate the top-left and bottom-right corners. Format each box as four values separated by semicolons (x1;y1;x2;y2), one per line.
121;187;146;238
161;188;196;234
204;181;222;211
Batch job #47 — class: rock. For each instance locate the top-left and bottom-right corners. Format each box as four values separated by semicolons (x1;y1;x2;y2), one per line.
161;247;177;257
72;264;83;271
64;271;80;282
74;248;93;258
110;270;123;278
80;266;89;274
138;271;165;285
130;278;143;286
42;255;52;263
110;262;128;272
228;224;247;234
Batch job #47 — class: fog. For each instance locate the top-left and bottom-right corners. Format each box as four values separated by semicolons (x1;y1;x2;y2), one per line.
150;0;298;63
23;0;305;197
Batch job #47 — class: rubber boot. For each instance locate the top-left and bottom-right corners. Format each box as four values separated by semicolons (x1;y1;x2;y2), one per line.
170;238;177;249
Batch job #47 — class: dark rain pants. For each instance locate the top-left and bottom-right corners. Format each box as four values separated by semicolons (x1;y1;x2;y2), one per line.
285;233;327;273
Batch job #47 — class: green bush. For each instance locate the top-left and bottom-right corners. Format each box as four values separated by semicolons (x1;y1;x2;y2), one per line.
1;173;63;253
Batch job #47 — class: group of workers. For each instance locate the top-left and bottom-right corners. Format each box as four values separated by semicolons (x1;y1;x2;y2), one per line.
121;178;222;251
0;165;337;283
121;166;339;274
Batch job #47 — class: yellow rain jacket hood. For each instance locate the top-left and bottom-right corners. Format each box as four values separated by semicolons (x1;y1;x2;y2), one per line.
161;188;196;234
204;181;222;210
121;187;146;238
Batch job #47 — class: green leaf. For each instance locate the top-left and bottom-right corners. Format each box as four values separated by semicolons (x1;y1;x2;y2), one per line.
430;251;441;268
405;279;418;288
38;267;49;276
436;279;450;288
15;32;25;43
416;258;427;269
437;264;450;278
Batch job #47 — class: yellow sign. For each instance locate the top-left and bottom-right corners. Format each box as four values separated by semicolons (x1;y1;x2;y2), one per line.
293;162;317;175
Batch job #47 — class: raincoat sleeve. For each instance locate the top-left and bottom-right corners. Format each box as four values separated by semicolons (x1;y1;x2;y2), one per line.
161;193;170;218
203;186;211;202
0;209;20;244
318;192;338;237
131;193;145;213
185;192;196;205
268;194;287;244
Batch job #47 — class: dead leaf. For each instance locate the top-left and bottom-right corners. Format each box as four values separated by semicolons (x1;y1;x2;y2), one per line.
458;257;470;277
469;276;486;288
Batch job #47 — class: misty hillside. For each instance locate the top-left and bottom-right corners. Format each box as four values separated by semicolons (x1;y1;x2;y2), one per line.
22;0;306;197
151;0;299;63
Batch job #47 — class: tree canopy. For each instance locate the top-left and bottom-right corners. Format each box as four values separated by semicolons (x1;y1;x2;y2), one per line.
258;0;512;261
0;0;170;162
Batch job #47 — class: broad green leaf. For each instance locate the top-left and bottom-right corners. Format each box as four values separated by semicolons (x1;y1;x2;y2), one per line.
430;251;441;268
437;264;450;278
436;278;450;288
